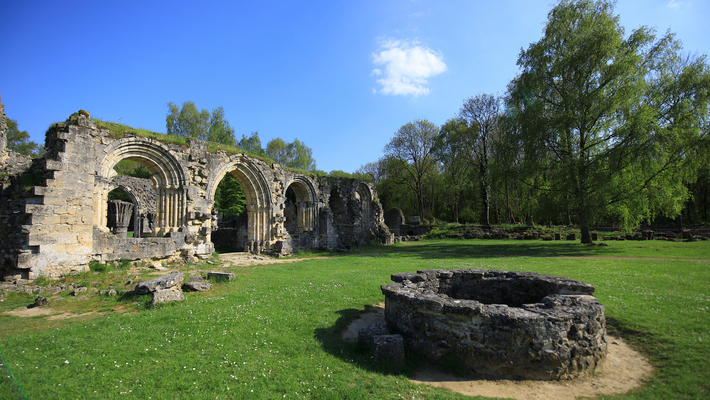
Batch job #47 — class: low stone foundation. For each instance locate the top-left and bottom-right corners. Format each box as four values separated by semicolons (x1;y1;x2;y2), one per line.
381;269;607;380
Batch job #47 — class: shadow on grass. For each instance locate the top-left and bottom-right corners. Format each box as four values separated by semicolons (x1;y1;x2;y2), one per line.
313;305;422;378
356;240;626;258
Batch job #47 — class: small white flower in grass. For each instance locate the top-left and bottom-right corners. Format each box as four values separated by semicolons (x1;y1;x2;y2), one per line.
64;360;69;364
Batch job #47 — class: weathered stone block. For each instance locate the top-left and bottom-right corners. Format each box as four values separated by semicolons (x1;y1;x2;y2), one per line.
358;321;390;349
207;271;235;281
182;281;213;292
134;272;184;294
33;296;50;307
151;288;185;305
371;334;405;365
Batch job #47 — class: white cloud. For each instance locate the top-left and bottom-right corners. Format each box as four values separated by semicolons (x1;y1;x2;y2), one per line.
667;0;683;9
371;39;447;97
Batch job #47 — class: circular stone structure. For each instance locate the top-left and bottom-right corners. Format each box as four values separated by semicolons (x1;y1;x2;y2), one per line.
380;269;606;380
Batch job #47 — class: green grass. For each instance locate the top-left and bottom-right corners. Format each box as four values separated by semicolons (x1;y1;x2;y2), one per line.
1;239;709;399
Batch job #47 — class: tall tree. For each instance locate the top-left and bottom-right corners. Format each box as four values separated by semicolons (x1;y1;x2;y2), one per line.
238;132;266;156
166;102;234;145
432;118;473;223
214;174;246;217
6;118;44;157
507;0;709;242
459;94;500;225
265;137;317;171
355;160;386;185
208;106;236;145
383;119;439;222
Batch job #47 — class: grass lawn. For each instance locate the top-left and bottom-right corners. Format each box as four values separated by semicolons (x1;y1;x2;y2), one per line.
1;239;708;399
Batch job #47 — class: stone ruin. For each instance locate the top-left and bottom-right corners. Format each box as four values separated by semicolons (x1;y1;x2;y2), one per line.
379;269;607;380
0;104;394;280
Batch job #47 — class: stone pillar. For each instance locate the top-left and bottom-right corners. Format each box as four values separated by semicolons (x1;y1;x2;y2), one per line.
108;200;134;236
247;204;258;244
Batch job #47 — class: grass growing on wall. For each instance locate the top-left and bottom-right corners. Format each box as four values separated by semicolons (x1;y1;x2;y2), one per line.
0;239;708;399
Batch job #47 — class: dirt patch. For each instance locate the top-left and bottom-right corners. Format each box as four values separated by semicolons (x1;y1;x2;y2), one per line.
215;252;328;268
345;306;653;400
2;306;101;321
4;306;55;317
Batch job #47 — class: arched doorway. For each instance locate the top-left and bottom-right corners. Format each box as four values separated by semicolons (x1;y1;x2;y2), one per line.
284;179;318;236
206;155;272;253
95;138;188;236
356;183;372;225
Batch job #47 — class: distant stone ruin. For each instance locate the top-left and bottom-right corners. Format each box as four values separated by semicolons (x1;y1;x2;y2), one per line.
0;105;393;280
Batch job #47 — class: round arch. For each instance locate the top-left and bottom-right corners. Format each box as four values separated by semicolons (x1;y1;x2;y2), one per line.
206;154;273;246
283;177;319;234
95;137;188;235
356;183;372;225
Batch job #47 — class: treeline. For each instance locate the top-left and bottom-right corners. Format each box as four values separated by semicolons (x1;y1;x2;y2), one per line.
166;101;317;172
356;0;710;243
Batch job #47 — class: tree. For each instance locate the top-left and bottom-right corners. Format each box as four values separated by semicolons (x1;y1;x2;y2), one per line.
238;132;266;156
383;119;439;222
432;118;473;223
214;174;246;217
458;94;501;225
6;119;43;157
355;160;386;184
507;0;709;242
166;102;234;145
265;137;317;171
208;106;236;145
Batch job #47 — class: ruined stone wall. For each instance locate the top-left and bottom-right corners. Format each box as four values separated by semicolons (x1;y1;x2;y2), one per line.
382;269;606;380
0;110;393;280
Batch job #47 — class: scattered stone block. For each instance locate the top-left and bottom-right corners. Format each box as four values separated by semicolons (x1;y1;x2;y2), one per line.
182;281;213;292
591;233;598;241
33;296;49;307
554;233;561;240
358;321;390;349
151;288;185;305
207;271;236;282
151;261;168;271
135;272;184;294
566;233;576;241
71;287;88;296
371;334;405;365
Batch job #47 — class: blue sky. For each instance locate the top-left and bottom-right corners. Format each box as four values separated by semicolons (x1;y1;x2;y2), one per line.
2;0;708;173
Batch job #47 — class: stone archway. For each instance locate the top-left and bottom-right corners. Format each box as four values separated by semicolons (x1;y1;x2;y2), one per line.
95;137;188;236
356;183;372;225
206;154;273;251
107;175;157;238
284;177;319;235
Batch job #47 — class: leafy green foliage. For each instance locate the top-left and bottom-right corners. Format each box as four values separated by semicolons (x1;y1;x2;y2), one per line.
383;119;439;222
265;137;317;171
433;118;474;223
214;174;246;217
5;118;44;157
166;101;235;145
504;0;710;241
237;131;266;157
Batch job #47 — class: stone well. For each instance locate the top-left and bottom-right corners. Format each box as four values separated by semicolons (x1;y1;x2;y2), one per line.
381;269;607;380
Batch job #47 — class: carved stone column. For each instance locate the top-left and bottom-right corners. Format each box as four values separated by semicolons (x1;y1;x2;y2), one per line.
108;200;134;236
